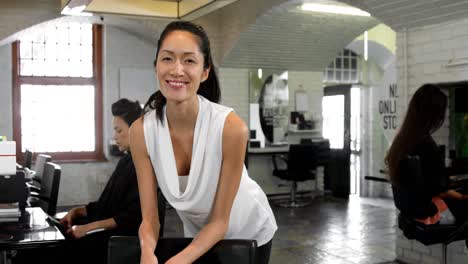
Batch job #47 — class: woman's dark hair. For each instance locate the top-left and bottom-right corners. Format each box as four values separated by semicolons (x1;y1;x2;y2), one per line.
143;21;221;122
385;84;447;185
112;98;143;126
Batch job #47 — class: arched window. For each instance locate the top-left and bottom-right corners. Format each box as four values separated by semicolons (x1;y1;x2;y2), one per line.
323;49;359;83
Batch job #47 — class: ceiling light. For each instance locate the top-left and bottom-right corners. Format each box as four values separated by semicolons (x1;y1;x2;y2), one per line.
301;3;370;17
61;5;93;16
61;0;237;20
61;0;93;16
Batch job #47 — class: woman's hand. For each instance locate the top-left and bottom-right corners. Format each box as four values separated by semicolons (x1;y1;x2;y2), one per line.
140;250;158;264
59;208;77;228
165;255;190;264
440;189;467;200
66;224;89;239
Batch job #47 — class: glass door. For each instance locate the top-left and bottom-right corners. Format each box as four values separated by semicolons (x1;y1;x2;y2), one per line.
322;85;351;197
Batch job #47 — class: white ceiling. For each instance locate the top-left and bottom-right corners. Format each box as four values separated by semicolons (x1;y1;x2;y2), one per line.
220;0;468;70
341;0;468;30
221;0;379;70
4;0;468;71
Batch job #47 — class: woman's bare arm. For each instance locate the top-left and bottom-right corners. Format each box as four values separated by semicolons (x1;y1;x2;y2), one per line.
130;117;161;263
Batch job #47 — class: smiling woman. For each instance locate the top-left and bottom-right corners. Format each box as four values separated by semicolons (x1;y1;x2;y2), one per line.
131;21;277;264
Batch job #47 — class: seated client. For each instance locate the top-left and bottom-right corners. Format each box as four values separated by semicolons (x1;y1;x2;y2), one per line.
60;98;143;263
386;84;468;225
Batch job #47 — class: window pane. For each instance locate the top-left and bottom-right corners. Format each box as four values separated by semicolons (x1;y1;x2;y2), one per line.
31;60;45;76
21;84;95;152
343;70;349;81
56;59;68;77
44;60;58;77
69;61;82;77
69;23;82;45
81;24;93;45
20;59;33;76
335;70;342;80
32;42;45;60
44;42;57;62
344;57;349;68
20;42;32;59
350;70;357;81
57;24;69;44
81;44;93;62
69;44;81;62
351;58;357;69
43;26;57;44
335;58;341;68
81;61;93;78
32;31;45;44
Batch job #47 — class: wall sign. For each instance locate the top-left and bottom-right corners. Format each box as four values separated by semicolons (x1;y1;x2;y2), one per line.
379;84;397;130
374;58;397;142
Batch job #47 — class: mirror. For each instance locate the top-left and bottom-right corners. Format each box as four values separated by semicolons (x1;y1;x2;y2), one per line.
249;69;288;147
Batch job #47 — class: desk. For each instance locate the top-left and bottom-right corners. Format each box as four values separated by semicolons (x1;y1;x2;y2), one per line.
0;207;65;250
450;173;468;190
248;146;289;155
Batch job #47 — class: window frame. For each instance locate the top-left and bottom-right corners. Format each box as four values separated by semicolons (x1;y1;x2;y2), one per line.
323;49;359;84
12;24;104;162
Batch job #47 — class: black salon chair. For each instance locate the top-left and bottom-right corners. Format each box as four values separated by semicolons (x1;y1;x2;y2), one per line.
393;156;468;264
27;162;61;215
272;141;330;207
107;236;257;264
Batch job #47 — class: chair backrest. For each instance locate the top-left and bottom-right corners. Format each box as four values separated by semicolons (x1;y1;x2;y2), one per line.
38;162;61;215
108;236;257;264
391;155;422;214
157;188;166;237
286;141;330;180
23;149;33;169
33;154;52;182
287;144;318;173
0;170;28;206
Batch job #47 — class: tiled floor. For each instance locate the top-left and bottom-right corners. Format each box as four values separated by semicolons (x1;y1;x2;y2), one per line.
164;195;400;264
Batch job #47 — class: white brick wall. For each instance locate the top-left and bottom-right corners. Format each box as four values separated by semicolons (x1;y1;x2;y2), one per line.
395;17;468;264
218;68;249;123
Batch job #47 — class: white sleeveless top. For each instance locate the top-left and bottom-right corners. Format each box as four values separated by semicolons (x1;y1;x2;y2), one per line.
143;95;277;246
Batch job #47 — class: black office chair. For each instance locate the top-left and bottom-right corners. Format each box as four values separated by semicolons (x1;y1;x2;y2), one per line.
22;149;33;169
32;154;52;184
272;141;330;207
107;236;257;264
27;162;61;216
393;156;468;264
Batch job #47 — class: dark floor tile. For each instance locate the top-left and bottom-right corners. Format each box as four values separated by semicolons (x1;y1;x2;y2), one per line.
163;195;398;264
